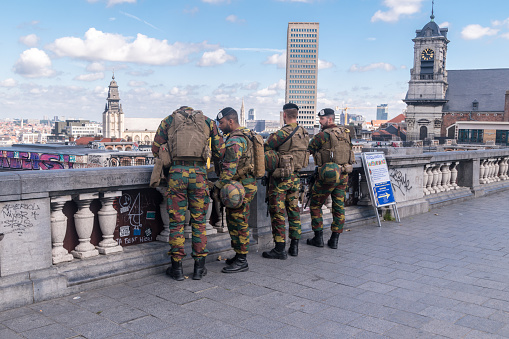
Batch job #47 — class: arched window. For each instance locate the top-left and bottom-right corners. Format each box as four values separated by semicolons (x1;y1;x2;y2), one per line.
420;126;428;140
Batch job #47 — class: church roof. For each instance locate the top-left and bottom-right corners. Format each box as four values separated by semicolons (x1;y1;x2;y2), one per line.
443;69;509;112
415;17;448;38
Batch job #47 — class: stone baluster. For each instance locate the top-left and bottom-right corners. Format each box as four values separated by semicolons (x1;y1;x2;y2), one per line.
501;157;509;180
423;165;430;195
205;202;218;236
485;159;492;183
488;159;496;183
426;164;434;194
71;193;100;259
50;195;73;264
479;159;487;184
441;162;451;191
434;164;443;192
494;158;501;182
96;191;123;254
431;164;440;194
358;173;372;205
155;187;170;242
450;162;459;189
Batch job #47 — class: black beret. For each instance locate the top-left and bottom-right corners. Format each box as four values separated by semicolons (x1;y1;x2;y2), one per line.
318;108;335;116
283;103;299;110
217;107;237;120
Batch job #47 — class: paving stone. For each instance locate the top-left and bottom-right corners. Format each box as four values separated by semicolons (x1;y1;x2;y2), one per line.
20;323;79;339
450;302;497;318
50;307;103;327
98;304;148;324
181;297;224;314
310;320;363;337
28;299;78;317
237;314;286;335
145;327;205;339
348;315;398;334
383;310;431;328
0;328;24;339
266;325;324;339
357;281;397;294
120;315;172;335
0;307;38;322
2;313;54;332
455;314;505;333
76;296;125;313
194;319;244;338
383;324;439;339
420;319;473;338
73;318;124;339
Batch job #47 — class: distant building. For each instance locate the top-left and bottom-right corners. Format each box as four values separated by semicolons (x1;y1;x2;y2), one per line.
246;120;280;133
248;108;256;121
239;99;246;127
376;104;389;120
285;22;319;130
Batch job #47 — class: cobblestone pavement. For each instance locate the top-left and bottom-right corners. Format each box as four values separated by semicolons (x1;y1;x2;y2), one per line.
1;190;509;338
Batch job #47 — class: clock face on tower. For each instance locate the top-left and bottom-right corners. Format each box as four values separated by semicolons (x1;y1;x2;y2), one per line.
421;48;434;61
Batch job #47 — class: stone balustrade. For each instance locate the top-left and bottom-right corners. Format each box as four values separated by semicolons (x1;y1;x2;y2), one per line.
1;148;509;311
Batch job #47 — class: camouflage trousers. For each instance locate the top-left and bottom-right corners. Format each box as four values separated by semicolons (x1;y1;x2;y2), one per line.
310;173;348;233
166;166;210;261
268;172;301;243
226;178;257;255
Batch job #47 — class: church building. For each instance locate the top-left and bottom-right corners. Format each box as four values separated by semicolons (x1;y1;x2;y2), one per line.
404;11;509;145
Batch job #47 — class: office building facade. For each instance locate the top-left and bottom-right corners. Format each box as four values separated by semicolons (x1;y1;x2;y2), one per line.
377;104;389;120
285;22;319;130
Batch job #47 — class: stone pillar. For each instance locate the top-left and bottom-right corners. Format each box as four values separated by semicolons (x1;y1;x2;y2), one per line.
358;173;371;205
441;162;451;191
205;202;218;235
479;159;487;184
50;195;73;264
431;164;440;193
71;193;100;259
423;165;429;195
155;187;170;242
494;158;501;182
96;191;123;254
500;157;509;180
426;165;434;194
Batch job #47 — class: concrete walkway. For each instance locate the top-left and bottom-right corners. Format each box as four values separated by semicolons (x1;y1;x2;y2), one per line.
1;190;509;339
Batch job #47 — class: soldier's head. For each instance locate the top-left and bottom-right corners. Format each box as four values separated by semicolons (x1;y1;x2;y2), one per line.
283;103;298;124
216;107;239;134
317;108;335;129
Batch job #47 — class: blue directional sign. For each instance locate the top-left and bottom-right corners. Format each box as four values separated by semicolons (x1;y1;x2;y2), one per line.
362;152;396;208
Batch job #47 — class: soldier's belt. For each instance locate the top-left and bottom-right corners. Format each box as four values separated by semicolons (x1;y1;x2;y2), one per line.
172;160;206;167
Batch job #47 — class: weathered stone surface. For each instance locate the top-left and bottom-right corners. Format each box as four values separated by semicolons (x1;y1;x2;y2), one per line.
0;198;51;276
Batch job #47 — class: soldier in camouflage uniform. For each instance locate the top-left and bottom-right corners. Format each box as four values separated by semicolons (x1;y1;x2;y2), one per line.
152;106;224;281
215;107;257;273
307;108;350;249
262;103;309;259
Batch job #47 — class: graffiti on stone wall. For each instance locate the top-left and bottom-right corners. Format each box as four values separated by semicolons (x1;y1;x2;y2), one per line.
0;151;88;170
0;203;40;236
390;169;413;196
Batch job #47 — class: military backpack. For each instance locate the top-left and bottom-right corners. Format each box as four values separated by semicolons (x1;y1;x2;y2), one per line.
167;108;210;162
228;128;265;179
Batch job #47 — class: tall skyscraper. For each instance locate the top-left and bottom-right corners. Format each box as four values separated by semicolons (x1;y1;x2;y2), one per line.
248;108;256;121
285;22;319;130
376;104;389;120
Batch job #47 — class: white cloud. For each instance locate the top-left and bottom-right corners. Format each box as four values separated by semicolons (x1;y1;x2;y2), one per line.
253;79;285;97
349;62;396;72
87;0;136;7
183;6;199;15
371;0;424;23
491;17;509;27
74;72;104;81
86;62;105;72
197;49;236;67
128;80;147;87
226;15;245;23
367;37;377;41
439;21;450;28
120;11;161;31
501;32;509;39
241;82;259;90
0;78;17;87
318;59;334;70
19;34;39;47
47;28;216;65
13;48;56;78
264;52;286;68
461;24;499;40
128;69;154;76
202;0;230;4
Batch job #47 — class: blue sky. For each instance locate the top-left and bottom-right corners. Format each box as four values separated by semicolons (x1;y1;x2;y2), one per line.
1;0;509;122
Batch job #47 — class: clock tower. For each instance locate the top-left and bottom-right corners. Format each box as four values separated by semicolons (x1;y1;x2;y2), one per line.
404;11;449;141
102;73;125;139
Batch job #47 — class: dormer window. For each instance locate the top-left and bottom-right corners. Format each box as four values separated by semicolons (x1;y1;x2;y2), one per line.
472;100;479;111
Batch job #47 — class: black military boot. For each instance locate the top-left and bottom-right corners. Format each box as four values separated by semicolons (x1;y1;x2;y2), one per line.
306;230;324;247
262;242;287;260
327;232;340;249
288;239;299;257
192;257;207;280
225;253;238;265
166;257;184;281
222;253;249;273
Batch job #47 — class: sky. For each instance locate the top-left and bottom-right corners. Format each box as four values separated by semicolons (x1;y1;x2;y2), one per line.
1;0;509;123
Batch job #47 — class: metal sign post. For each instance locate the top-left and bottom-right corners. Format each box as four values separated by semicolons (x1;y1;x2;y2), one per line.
361;152;400;227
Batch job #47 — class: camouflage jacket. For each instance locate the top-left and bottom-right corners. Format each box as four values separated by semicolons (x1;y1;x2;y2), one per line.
264;122;299;152
217;127;251;189
152;114;224;161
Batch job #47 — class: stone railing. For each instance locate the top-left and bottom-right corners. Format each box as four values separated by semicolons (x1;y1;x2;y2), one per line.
1;148;509;311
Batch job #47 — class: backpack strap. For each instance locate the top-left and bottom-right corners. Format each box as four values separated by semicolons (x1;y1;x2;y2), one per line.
275;126;300;151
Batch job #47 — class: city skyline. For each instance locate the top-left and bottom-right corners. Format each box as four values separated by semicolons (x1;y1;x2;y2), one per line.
1;0;509;122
